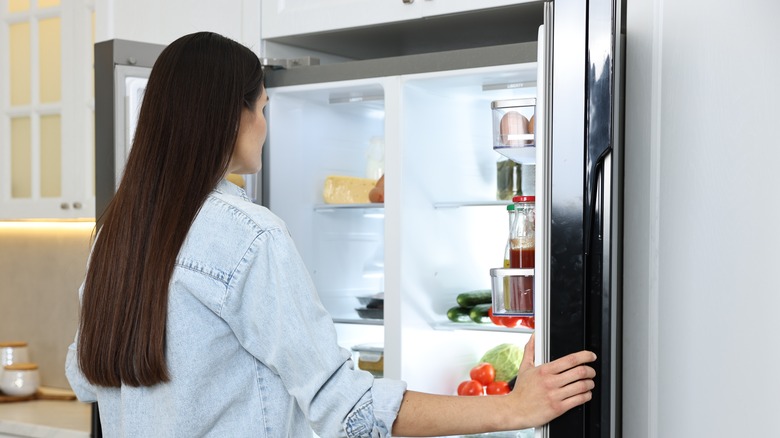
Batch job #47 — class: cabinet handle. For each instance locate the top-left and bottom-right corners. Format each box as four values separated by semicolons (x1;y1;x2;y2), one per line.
73;202;83;210
60;203;70;210
402;0;413;3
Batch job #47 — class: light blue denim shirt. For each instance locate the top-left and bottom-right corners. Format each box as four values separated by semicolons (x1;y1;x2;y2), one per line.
66;179;407;437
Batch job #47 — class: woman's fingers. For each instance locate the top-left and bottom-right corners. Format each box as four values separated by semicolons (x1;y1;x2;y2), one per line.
556;385;595;412
544;364;596;413
519;333;536;371
545;350;597;375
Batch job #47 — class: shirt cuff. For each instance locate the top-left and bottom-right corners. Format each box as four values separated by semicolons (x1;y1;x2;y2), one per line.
344;378;407;438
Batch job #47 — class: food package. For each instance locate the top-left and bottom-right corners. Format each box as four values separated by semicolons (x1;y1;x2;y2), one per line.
322;175;377;204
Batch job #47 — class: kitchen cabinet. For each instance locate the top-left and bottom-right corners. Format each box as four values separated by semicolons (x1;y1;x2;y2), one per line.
261;0;533;40
1;1;95;220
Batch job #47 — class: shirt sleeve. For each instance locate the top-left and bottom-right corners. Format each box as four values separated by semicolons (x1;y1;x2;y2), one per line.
220;226;406;437
64;282;98;403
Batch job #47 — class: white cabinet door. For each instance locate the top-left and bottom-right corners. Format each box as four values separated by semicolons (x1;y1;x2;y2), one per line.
1;1;95;220
262;0;421;39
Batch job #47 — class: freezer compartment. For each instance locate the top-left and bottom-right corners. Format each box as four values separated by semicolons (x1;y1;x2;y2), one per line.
490;267;534;316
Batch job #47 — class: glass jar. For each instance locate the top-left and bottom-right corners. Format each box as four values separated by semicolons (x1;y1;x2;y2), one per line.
496;157;521;200
509;195;535;314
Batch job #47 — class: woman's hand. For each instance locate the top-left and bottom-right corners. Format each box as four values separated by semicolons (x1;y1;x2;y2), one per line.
391;333;596;437
505;333;597;429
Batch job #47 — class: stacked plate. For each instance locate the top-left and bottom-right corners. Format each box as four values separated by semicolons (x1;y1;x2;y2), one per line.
355;292;384;320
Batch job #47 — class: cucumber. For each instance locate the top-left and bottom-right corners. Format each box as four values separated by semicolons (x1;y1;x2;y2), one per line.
446;306;472;323
469;303;492;324
456;289;493;307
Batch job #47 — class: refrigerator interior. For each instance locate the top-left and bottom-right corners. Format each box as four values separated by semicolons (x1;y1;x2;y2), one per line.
265;78;391;324
396;64;537;396
265;61;539;414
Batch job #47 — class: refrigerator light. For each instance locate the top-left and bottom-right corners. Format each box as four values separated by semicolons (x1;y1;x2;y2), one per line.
328;93;384;104
482;81;537;91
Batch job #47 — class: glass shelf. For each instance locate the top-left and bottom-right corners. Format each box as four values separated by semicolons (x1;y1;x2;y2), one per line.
433;200;512;209
314;203;384;210
333;318;384;326
432;321;533;333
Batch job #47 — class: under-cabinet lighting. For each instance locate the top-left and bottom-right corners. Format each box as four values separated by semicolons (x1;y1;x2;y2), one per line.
0;221;96;233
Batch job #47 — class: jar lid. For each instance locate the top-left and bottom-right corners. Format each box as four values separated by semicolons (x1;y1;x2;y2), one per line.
491;98;537;110
0;341;28;348
4;362;38;371
512;195;535;203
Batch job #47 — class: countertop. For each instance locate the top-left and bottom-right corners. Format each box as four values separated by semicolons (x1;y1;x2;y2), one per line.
0;399;90;438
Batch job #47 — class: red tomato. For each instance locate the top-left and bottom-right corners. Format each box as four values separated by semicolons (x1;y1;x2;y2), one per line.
469;363;496;386
519;316;535;329
488;307;504;326
486;380;511;395
457;379;484;396
488;308;521;328
500;316;520;328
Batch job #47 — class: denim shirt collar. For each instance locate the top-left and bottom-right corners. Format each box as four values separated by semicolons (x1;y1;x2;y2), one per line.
215;177;250;202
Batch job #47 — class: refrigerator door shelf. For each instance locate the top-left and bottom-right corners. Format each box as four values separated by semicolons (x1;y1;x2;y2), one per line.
494;145;537;164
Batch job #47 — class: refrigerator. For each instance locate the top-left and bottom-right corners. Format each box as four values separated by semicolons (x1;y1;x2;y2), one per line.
93;0;624;436
260;1;624;438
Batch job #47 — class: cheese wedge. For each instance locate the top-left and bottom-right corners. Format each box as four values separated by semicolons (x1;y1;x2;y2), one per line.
322;175;376;204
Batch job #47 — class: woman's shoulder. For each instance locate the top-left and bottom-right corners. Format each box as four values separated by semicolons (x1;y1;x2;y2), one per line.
203;189;285;237
176;185;289;279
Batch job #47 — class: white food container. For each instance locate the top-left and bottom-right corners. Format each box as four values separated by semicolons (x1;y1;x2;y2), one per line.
1;362;40;397
0;341;30;382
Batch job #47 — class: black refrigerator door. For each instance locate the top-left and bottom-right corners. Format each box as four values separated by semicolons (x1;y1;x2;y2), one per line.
546;0;624;437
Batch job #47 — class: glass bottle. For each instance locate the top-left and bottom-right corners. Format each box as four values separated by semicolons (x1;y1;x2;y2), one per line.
510;195;535;314
502;204;516;311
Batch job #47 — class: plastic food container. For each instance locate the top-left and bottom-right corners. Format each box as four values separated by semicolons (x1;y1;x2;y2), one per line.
490;267;534;316
491;98;537;164
491;98;536;148
351;343;384;377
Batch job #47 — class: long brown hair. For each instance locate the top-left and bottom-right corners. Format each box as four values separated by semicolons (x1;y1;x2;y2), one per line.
79;32;264;387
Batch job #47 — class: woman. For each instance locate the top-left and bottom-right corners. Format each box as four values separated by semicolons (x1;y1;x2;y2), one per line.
66;32;596;437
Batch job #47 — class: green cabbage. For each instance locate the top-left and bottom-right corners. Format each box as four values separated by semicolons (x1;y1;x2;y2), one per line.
479;343;523;382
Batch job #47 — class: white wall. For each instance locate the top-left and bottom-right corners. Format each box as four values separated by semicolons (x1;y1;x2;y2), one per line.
624;0;780;437
94;0;260;53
